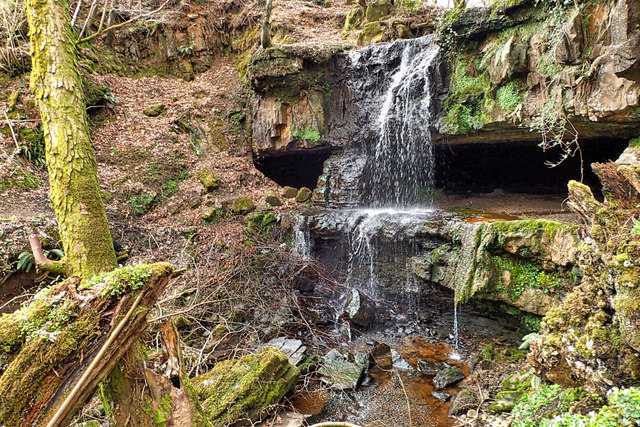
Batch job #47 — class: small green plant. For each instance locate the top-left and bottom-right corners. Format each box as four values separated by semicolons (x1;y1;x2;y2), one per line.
103;90;121;108
629;137;640;148
17;248;64;272
291;126;321;142
179;44;195;56
632;219;640;234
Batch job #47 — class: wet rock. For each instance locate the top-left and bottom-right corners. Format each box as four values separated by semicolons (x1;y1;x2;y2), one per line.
344;289;376;327
143;102;165;117
448;389;479;417
431;391;451;402
433;366;465;389
417;359;450;376
489;390;523;413
283;186;299;199
324;349;344;361
355;352;371;369
263;337;306;366
371;342;392;369
265;191;282;206
391;349;413;371
295;187;313;203
197;168;220;192
231;196;254;214
319;354;363;390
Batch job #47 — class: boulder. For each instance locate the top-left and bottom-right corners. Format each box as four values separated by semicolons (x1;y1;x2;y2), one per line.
191;347;299;426
318;352;363;390
344;288;376;327
417;359;450;376
231;196;254;214
489;390;523;413
143;103;165;117
283;186;299;199
391;349;413;371
265;191;282;206
370;342;392;369
365;0;391;22
198;168;221;192
295;187;313;203
448;389;480;417
431;391;451;402
433;365;465;389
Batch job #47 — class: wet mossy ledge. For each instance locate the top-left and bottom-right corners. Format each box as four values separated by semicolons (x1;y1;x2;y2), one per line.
435;0;640;142
411;219;579;315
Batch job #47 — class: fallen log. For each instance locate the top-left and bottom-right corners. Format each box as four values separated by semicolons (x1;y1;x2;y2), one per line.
0;262;174;426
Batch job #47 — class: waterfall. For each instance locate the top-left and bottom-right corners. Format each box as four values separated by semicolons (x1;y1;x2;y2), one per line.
354;36;439;207
293;214;311;260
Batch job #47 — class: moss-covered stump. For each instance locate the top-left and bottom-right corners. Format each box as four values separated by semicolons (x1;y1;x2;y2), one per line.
191;347;299;426
531;162;640;392
0;263;174;426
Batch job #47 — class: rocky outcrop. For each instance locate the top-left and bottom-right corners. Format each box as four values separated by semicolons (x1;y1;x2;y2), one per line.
530;162;640;392
436;0;640;142
410;219;579;315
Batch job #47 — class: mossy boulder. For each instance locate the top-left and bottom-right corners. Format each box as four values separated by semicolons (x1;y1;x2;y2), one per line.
197;168;221;192
283;186;298;199
231;196;254;214
143;103;165;117
191;347;299;426
265;191;282;207
295;187;313;203
343;7;364;33
247;212;276;232
365;0;391;22
358;22;384;46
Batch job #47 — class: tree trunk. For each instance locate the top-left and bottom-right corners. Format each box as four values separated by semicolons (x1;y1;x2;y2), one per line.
0;263;174;427
26;0;117;278
261;0;273;49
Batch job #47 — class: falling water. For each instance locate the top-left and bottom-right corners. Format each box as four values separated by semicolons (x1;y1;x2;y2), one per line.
451;303;462;361
293;214;311;260
362;37;439;207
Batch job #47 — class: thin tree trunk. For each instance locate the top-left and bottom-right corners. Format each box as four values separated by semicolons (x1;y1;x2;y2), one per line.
261;0;273;49
26;0;118;278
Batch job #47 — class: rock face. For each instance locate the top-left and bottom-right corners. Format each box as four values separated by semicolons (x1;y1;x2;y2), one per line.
437;0;640;142
307;208;579;315
530;162;640;392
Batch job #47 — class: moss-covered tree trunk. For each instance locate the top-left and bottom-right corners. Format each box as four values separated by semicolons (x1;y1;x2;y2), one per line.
26;0;117;278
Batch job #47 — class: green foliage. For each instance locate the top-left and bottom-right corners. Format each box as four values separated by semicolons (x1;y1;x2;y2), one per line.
442;59;491;134
16;248;64;273
493;255;562;300
179;44;195;55
629;137;640;148
512;383;588;425
80;263;153;297
497;81;523;111
0;167;40;192
632;219;640;235
291;125;321;142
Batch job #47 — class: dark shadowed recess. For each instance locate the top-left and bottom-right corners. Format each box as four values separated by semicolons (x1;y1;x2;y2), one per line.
434;138;630;195
254;151;333;189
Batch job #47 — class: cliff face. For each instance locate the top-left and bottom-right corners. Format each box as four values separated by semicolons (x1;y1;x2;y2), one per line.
436;0;640;144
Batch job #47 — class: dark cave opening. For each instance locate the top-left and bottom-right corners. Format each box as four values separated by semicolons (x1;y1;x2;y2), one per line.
254;151;333;190
434;138;630;195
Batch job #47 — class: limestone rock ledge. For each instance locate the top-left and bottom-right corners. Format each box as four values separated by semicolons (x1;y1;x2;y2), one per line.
411;219;579;315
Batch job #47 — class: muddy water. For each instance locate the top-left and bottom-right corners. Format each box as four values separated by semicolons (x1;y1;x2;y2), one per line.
294;337;468;427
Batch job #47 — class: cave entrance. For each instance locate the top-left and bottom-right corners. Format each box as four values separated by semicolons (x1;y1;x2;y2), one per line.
434;138;630;195
254;151;333;190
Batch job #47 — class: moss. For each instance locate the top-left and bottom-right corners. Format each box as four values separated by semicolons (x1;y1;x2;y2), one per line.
441;58;492;134
492;255;563;300
491;219;576;238
629;137;640;148
291;125;321;142
231;196;254;214
357;22;384;45
0;167;41;192
197;168;221;192
79;263;154;297
247;212;276;233
496;80;524;111
143;103;166;117
191;347;299;426
343;7;364;33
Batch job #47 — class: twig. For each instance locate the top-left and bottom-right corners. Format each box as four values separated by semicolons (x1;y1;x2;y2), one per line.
71;0;83;26
77;0;172;44
3;111;20;149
